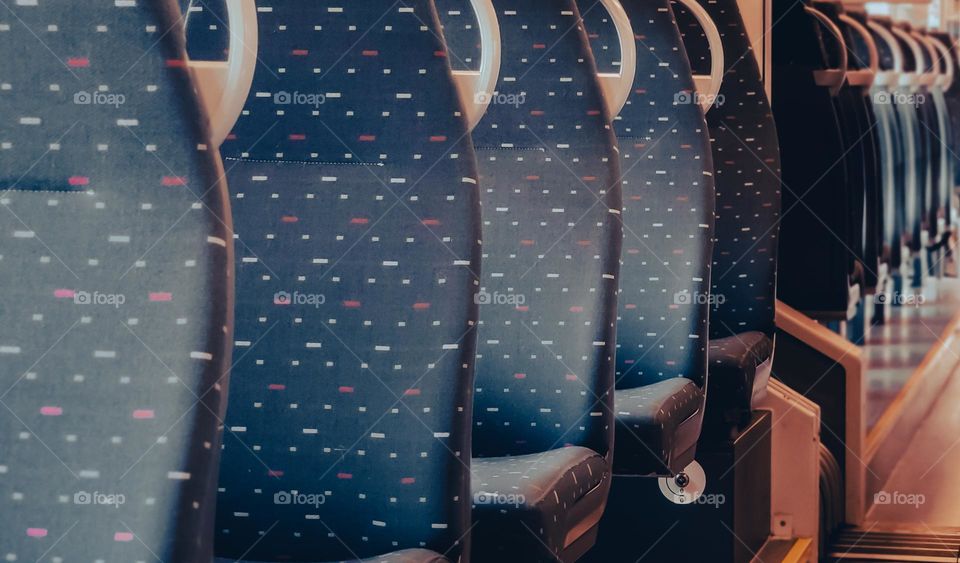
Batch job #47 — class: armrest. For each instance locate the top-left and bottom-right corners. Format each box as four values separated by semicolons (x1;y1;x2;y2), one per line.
705;332;773;430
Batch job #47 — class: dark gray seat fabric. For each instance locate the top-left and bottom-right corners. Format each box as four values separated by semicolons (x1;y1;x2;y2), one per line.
215;549;449;563
0;2;232;562
706;332;774;427
583;0;715;476
472;447;608;554
439;0;622;560
612;378;703;474
211;2;482;562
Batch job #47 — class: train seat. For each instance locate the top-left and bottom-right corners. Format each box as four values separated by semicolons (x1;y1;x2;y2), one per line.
0;1;234;561
677;0;782;433
442;0;624;559
210;2;485;561
582;0;718;476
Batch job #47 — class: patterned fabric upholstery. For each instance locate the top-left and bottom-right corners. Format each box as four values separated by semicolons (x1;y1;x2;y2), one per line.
707;332;773;428
583;0;714;475
212;2;481;562
471;447;608;555
0;2;232;562
182;0;230;61
612;378;702;473
440;0;621;559
676;0;781;428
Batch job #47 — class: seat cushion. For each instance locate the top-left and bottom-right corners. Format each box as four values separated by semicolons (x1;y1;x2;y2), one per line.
612;378;704;475
471;447;610;561
214;548;449;563
705;332;773;429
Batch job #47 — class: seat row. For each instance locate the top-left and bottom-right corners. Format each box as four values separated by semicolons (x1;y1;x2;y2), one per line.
0;0;782;561
772;0;960;329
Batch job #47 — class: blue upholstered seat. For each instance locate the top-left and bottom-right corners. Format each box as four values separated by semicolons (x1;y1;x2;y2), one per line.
0;2;233;561
209;2;482;562
677;0;782;431
440;0;622;560
583;0;715;476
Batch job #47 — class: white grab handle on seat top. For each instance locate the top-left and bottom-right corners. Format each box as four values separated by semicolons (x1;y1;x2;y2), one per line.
911;31;940;87
453;0;502;130
890;26;926;89
839;14;878;88
674;0;725;113
186;0;258;147
594;0;637;119
806;6;848;95
866;20;904;87
928;35;955;90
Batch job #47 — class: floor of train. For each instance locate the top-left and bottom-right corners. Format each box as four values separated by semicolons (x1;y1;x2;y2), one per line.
828;277;960;562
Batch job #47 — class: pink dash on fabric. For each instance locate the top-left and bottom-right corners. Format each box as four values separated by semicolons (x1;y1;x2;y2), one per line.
268;469;284;477
268;384;286;391
67;57;89;67
338;386;355;394
26;528;47;538
403;389;421;396
413;302;431;310
39;406;62;416
337;472;353;480
161;176;187;186
400;477;416;484
149;292;172;302
68;176;89;186
114;532;134;542
132;410;155;420
342;300;362;308
54;289;75;299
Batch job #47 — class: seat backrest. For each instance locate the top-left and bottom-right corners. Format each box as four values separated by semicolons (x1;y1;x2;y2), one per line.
0;2;232;561
211;2;481;561
583;0;715;391
445;0;622;460
675;0;781;338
